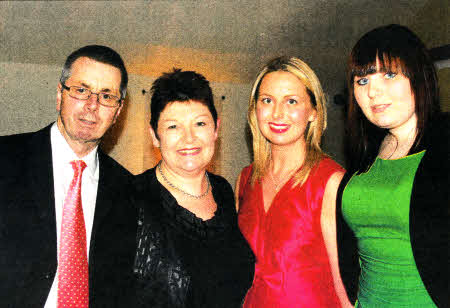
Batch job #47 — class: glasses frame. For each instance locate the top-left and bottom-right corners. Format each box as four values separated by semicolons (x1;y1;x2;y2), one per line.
61;83;122;108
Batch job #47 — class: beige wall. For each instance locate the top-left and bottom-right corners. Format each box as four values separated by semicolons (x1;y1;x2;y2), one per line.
0;62;59;135
0;60;253;185
410;0;449;48
410;0;450;112
0;58;344;185
1;0;448;187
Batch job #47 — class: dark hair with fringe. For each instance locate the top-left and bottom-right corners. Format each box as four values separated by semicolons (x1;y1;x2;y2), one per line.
150;69;217;138
346;24;440;173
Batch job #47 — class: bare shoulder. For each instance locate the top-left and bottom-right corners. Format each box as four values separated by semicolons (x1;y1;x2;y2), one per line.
326;170;346;191
321;170;345;214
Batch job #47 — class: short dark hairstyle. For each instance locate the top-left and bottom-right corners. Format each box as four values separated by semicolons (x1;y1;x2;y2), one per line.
60;45;128;99
150;69;218;138
346;24;440;173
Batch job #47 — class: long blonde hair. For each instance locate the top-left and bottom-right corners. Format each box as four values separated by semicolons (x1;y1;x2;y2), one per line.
248;56;327;186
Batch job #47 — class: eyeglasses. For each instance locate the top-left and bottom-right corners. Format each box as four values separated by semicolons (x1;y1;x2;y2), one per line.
61;83;122;108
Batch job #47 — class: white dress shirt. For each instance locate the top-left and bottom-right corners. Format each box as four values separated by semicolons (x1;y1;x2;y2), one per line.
44;123;99;308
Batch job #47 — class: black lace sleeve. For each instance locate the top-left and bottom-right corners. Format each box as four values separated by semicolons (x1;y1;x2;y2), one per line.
132;169;191;308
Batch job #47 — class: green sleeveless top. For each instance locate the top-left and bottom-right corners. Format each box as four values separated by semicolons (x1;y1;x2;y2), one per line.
342;151;436;307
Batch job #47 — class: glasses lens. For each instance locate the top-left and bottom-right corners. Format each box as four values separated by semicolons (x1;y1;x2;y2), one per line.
67;85;120;107
99;93;120;107
70;86;90;100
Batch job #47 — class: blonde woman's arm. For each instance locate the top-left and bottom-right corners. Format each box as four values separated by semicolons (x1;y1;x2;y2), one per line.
321;170;354;308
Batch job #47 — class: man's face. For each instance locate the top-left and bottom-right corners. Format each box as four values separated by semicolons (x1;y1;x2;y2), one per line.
56;57;123;156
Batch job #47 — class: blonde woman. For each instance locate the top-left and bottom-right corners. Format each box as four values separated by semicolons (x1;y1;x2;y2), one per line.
236;57;348;307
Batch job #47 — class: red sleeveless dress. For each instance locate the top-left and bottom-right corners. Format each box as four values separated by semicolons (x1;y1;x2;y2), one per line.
238;157;343;308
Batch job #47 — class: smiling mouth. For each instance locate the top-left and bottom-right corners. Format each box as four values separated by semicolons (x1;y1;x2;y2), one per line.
269;122;290;133
178;148;201;155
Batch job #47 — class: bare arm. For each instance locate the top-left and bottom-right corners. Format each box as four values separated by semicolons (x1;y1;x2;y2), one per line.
321;171;353;308
234;172;242;212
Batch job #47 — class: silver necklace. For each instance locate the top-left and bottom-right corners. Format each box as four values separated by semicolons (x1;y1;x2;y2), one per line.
269;165;300;191
158;163;210;199
269;169;282;191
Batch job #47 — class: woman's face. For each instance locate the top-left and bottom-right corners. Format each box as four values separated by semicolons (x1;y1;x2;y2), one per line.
151;100;219;176
353;58;417;135
256;71;316;148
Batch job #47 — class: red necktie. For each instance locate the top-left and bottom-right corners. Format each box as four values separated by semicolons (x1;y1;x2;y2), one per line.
58;160;89;308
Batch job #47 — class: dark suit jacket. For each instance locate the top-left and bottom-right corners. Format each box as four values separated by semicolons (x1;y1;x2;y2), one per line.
337;113;449;307
0;124;138;308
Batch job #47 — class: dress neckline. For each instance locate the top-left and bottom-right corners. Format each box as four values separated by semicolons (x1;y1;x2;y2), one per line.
376;150;426;162
147;168;230;240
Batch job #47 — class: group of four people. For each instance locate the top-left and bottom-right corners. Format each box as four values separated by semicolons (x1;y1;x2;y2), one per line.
0;24;448;307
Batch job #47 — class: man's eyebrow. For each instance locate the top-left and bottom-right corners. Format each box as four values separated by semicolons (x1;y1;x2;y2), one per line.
80;82;113;93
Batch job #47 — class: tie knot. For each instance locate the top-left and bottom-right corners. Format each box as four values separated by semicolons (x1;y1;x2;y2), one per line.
70;160;87;174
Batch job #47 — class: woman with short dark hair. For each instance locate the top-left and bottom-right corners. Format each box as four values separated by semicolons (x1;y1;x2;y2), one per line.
132;69;254;308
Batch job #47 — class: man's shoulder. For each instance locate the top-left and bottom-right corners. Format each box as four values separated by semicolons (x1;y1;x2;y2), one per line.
98;150;133;182
0;130;39;149
0;125;51;161
0;125;51;144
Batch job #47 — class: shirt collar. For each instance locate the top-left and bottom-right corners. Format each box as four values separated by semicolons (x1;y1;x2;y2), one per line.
50;122;99;177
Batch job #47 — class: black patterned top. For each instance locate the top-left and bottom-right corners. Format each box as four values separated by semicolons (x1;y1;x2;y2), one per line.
132;167;255;308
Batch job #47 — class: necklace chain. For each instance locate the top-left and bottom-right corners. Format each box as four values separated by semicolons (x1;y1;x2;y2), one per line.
381;130;416;159
269;165;300;192
269;170;281;191
158;163;210;199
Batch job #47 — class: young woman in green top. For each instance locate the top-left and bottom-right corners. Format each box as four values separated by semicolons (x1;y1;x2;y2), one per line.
336;24;449;308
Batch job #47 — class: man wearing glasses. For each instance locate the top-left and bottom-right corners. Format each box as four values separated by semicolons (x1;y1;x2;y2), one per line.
0;45;137;307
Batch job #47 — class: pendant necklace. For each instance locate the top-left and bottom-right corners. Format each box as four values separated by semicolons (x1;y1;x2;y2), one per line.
269;165;300;192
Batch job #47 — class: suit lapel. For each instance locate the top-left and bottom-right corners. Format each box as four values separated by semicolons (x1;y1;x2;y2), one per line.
19;125;58;304
27;125;57;244
89;150;114;252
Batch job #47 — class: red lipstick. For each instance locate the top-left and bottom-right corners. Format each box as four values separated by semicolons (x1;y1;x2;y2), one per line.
269;122;290;133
